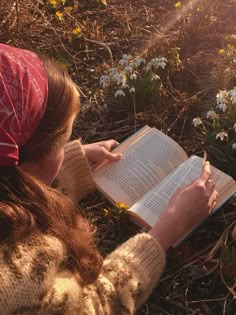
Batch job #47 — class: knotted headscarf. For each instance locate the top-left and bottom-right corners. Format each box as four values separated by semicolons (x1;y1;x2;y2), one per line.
0;43;48;165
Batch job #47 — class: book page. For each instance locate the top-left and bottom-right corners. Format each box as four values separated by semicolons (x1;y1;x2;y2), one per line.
130;155;236;227
93;127;188;207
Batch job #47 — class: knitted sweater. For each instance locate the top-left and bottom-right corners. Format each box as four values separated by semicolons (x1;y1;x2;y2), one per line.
0;140;166;315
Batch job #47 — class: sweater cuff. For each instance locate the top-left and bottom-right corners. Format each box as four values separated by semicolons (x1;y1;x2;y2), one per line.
104;233;166;308
115;233;165;283
56;140;95;202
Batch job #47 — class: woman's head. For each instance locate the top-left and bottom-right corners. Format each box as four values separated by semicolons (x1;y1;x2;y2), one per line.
0;44;103;285
0;44;48;165
20;55;80;183
0;43;80;183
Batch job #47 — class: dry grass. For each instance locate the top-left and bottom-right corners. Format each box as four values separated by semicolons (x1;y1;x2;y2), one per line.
1;0;236;313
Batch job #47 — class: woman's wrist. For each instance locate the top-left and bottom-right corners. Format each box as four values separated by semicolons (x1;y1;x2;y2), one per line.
148;209;182;251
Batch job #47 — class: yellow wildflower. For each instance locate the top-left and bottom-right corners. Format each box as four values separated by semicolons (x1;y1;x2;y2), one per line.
116;202;129;210
48;0;57;6
72;27;82;35
61;0;66;4
175;2;182;8
218;49;225;55
100;0;108;5
55;11;63;20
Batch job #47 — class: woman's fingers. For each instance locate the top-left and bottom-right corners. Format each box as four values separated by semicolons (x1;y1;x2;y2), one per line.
208;189;219;213
101;147;122;161
205;180;216;194
99;140;119;151
200;161;212;183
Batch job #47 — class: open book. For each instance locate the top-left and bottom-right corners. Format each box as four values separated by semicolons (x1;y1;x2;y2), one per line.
92;126;236;239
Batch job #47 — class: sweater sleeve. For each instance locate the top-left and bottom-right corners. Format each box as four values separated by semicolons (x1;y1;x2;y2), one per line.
55;140;96;202
0;233;165;315
82;233;166;314
43;233;165;314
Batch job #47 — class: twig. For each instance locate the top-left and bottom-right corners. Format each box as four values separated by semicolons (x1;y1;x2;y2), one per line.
1;1;16;26
188;295;229;304
84;37;113;66
15;0;19;32
85;201;107;210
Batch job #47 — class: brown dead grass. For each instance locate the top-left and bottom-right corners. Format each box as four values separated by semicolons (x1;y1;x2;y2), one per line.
1;0;236;313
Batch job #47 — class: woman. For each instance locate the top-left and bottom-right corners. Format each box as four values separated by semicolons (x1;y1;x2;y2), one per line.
0;43;218;314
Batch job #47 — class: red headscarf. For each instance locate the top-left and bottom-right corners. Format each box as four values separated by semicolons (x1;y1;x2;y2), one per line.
0;43;48;165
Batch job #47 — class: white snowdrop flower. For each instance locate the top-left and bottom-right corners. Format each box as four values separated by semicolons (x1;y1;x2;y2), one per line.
99;75;110;88
216;90;227;99
192;117;203;127
150;57;168;69
108;68;118;76
232;143;236;150
124;66;133;74
228;88;236;104
102;81;110;88
216;90;228;109
115;90;125;98
216;131;228;141
151;58;159;67
133;57;146;68
159;57;168;62
233;123;236;132
118;59;127;67
122;54;132;61
129;87;135;94
151;74;160;81
130;73;137;80
157;57;168;69
206;110;218;119
112;72;123;85
121;83;129;89
118;55;132;67
216;102;227;112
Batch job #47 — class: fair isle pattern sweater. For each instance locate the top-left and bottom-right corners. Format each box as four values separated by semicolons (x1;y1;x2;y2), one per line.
0;140;166;315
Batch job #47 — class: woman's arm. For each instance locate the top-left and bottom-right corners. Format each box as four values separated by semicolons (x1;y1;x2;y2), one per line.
55;139;121;202
55;140;96;202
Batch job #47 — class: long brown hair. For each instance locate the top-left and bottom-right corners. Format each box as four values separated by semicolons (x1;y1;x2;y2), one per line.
0;56;103;285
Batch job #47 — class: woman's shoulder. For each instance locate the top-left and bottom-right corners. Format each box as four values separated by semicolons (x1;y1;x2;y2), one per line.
0;231;66;304
0;231;69;314
0;230;66;259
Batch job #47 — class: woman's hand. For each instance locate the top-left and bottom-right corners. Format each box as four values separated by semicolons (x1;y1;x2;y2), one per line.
149;161;218;251
83;140;123;163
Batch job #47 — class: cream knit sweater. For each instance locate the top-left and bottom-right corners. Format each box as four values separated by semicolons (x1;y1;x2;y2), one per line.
0;140;166;315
